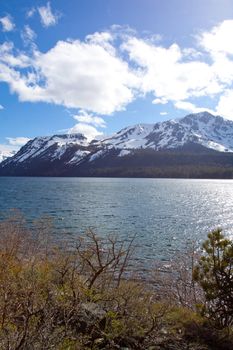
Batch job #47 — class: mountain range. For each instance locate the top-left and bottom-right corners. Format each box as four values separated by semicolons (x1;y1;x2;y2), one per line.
1;112;233;178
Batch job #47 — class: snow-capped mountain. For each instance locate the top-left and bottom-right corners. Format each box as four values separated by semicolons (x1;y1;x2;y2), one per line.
6;133;90;165
1;112;233;178
101;112;233;152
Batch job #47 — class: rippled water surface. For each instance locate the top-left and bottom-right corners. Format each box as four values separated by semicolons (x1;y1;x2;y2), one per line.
0;177;233;266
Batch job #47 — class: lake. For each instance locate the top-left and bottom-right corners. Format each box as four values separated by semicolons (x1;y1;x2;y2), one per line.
0;177;233;270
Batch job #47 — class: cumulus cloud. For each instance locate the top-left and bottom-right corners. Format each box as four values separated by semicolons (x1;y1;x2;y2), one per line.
174;101;198;112
199;20;233;56
38;2;59;27
0;15;15;32
69;110;106;141
196;19;233;119
86;31;114;52
0;42;31;68
215;89;233;119
69;123;103;141
6;137;30;146
2;22;233;120
123;37;219;102
174;101;216;115
0;35;137;114
0;104;4;110
73;110;106;128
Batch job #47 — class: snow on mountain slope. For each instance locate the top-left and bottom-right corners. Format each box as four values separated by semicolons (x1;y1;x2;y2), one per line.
101;124;154;149
1;112;233;170
100;112;233;153
68;150;91;164
180;113;233;152
2;133;89;165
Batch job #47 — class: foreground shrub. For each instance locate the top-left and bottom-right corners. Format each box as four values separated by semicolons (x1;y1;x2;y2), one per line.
0;214;233;349
0;215;172;349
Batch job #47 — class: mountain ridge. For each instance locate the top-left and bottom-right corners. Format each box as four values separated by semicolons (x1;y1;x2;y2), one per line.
1;112;233;178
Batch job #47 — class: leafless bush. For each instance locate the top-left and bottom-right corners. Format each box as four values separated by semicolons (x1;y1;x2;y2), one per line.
0;214;171;349
75;229;135;289
151;241;204;309
1;213;229;350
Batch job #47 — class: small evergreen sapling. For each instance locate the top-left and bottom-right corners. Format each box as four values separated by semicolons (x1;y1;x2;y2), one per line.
193;229;233;328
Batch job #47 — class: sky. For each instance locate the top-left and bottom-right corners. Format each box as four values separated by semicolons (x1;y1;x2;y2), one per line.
1;0;233;153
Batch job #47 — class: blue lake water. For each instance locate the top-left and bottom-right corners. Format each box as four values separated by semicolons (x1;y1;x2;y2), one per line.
0;177;233;268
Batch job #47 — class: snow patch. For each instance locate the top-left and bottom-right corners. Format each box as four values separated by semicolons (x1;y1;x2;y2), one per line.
11;134;89;164
89;149;107;162
68;150;90;164
118;149;132;157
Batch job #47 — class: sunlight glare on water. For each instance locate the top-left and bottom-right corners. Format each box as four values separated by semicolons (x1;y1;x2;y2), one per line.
0;177;233;269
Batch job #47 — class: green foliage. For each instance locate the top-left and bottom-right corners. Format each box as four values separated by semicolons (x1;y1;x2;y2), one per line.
165;306;204;332
193;228;233;328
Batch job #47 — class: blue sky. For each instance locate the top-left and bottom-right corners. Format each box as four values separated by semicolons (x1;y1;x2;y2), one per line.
1;0;233;153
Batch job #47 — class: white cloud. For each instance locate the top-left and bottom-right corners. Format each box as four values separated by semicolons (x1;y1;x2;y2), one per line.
26;7;36;18
198;20;233;86
0;144;16;162
182;47;202;59
6;137;30;146
160;111;167;116
69;123;103;141
3;22;233;120
174;101;216;115
86;31;114;53
66;109;107;141
69;110;106;141
73;110;106;128
199;20;233;56
122;37;218;102
0;104;4;110
0;36;137;114
215;89;233;120
38;2;59;27
174;101;200;112
0;144;15;152
152;98;168;105
0;42;31;68
21;25;37;46
0;15;15;32
0;137;29;162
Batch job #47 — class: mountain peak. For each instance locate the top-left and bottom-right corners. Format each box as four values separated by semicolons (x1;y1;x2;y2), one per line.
180;111;215;123
52;133;87;140
1;112;233;176
100;111;233;152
